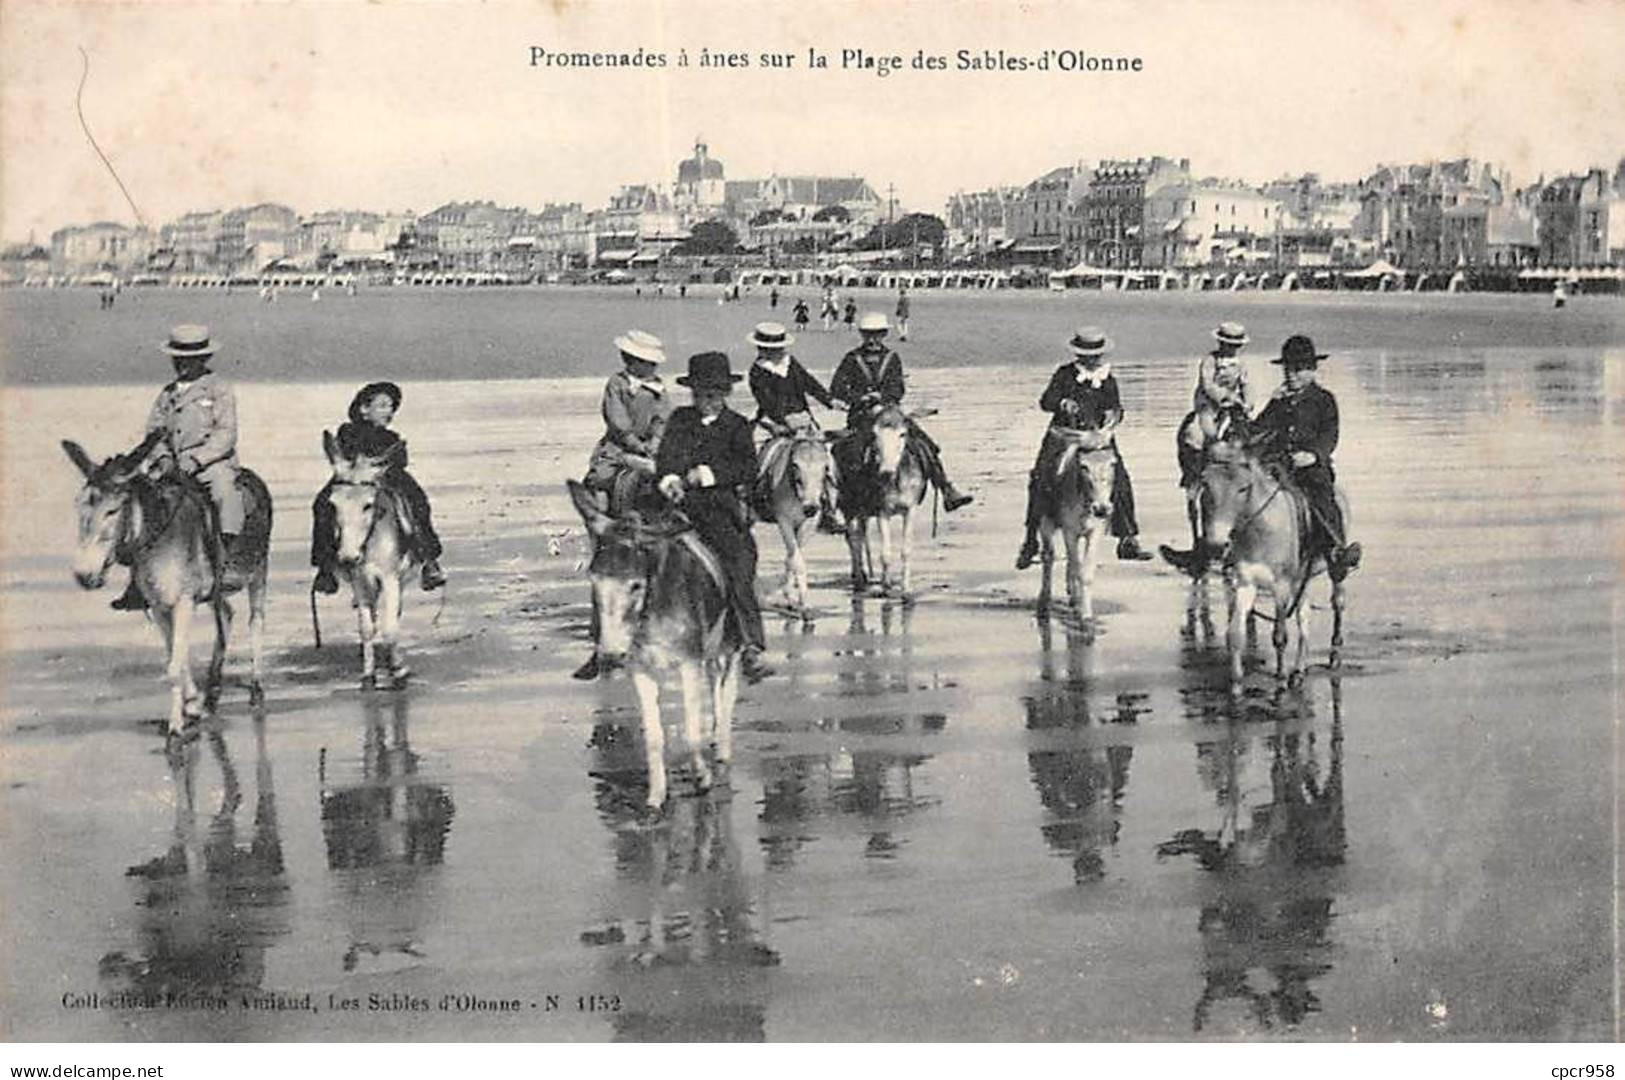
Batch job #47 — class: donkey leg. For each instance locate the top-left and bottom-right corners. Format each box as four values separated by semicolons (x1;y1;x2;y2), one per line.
846;520;868;592
1037;521;1054;613
169;601;204;727
789;518;811;610
247;570;266;706
379;575;409;685
1290;595;1311;687
898;507;914;599
1272;599;1289;682
630;669;666;811
777;517;798;604
1064;523;1086;621
713;651;740;766
204;597;231;711
354;578;378;690
875;514;895;594
1329;577;1346;668
678;662;712;794
1227;581;1256;697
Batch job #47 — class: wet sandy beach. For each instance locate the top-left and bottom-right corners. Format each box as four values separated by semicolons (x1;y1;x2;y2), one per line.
2;290;1620;1040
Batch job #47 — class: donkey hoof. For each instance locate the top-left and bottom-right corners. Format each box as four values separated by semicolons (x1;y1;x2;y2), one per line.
635;803;667;828
359;674;377;691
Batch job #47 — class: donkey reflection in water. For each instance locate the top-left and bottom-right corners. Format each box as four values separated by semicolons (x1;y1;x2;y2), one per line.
322;431;419;689
63;435;271;733
569;480;743;815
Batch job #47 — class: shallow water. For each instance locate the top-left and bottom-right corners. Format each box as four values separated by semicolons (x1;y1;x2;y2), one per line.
1;290;1621;1040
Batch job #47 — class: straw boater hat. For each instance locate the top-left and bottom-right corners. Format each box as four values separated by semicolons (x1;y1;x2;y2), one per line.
857;311;890;333
676;351;742;390
750;321;794;350
613;329;666;364
1213;321;1249;347
1271;334;1329;368
1069;326;1112;359
164;324;216;359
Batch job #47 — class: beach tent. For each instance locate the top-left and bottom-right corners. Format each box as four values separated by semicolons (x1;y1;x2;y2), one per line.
1347;258;1403;278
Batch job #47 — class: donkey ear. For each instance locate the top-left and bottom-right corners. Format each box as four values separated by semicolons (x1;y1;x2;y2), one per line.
322;429;341;466
61;439;97;478
566;479;612;536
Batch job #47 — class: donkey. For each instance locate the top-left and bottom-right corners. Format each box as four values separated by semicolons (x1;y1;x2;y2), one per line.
1198;440;1349;695
323;431;419;690
568;479;743;815
841;404;929;598
1034;425;1118;623
63;438;271;733
760;426;836;612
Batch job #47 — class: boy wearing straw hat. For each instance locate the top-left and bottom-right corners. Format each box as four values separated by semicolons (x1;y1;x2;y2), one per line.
111;324;244;611
747;321;843;531
1015;326;1154;571
584;330;674;512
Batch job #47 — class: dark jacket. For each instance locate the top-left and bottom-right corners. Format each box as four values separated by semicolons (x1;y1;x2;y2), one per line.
657;406;758;506
336;420;407;467
749;356;834;422
1038;363;1123;431
831;342;905;425
1255;382;1339;471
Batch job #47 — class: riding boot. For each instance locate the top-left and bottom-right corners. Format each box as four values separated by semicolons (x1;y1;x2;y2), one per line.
741;647;775;684
572;654;602;681
420;559;446;591
313;566;340;595
110;579;148;612
1116;536;1155;561
1015;470;1043;570
927;454;974;512
1158;544;1208;575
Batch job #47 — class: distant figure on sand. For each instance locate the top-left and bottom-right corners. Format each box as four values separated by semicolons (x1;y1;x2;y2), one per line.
842;297;858;329
1553;280;1567;309
820;287;838;331
895;286;911;341
793;297;810;331
769;287;780;309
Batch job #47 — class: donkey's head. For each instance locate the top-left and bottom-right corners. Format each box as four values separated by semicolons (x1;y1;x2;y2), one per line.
787;433;833;519
568;480;657;668
324;430;399;567
1075;447;1117;521
62;439;140;589
870;403;909;477
1198;449;1263;555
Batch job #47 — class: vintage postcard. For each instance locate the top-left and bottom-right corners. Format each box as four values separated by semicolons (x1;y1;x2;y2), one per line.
1;0;1620;1058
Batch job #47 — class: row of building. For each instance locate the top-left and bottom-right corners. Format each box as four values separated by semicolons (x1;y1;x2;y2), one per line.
945;156;1625;270
14;141;1625;281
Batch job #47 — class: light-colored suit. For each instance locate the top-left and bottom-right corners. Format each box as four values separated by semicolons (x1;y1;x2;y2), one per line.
146;371;244;533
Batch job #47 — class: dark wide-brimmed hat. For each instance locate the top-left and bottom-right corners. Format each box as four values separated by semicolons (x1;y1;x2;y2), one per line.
349;381;403;422
676;351;741;390
163;323;216;359
1271;334;1329;368
749;321;794;349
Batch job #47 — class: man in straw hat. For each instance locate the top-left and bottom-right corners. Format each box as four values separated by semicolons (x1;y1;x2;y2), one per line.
1014;326;1154;571
654;351;775;684
830;311;973;513
1253;334;1361;579
746;320;843;532
110;324;244;611
574;331;676;680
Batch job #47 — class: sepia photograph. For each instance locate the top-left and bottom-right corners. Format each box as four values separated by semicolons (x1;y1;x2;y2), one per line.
1;0;1621;1056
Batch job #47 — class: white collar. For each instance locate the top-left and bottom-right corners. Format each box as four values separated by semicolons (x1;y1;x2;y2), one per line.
756;355;791;377
699;412;720;426
627;373;664;395
1073;361;1111;386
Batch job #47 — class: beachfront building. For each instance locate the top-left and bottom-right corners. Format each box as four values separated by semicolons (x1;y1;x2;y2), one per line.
1539;163;1625;267
533;202;593;270
416;201;530;273
1142;180;1283;268
1441;187;1540;269
161;210;224;273
0;243;50;283
51;221;154;277
217;203;298;274
723;175;883;235
673;138;728;225
1355;159;1505;268
591;185;686;269
1008;164;1089;266
1082;156;1191;268
285;210;414;271
944;186;1019;262
1265;174;1365;266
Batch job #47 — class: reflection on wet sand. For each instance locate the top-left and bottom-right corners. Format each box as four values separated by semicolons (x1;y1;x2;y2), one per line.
582;728;778;1041
1022;616;1136;885
1158;678;1347;1034
99;713;290;1003
320;693;456;973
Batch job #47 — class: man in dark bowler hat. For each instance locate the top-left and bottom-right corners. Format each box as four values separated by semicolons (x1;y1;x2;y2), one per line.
1253;335;1361;579
656;351;775;684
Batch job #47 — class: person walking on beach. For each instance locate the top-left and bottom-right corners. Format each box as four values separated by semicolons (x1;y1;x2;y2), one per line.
111;325;246;611
820;287;839;331
1014;327;1155;571
830;312;974;515
656;351;775;684
895;286;911;341
769;286;780;309
793;297;811;332
311;381;446;596
747;320;842;533
573;331;674;680
842;297;858;330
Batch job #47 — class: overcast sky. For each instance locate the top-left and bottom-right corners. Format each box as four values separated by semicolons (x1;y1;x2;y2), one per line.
3;0;1622;242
